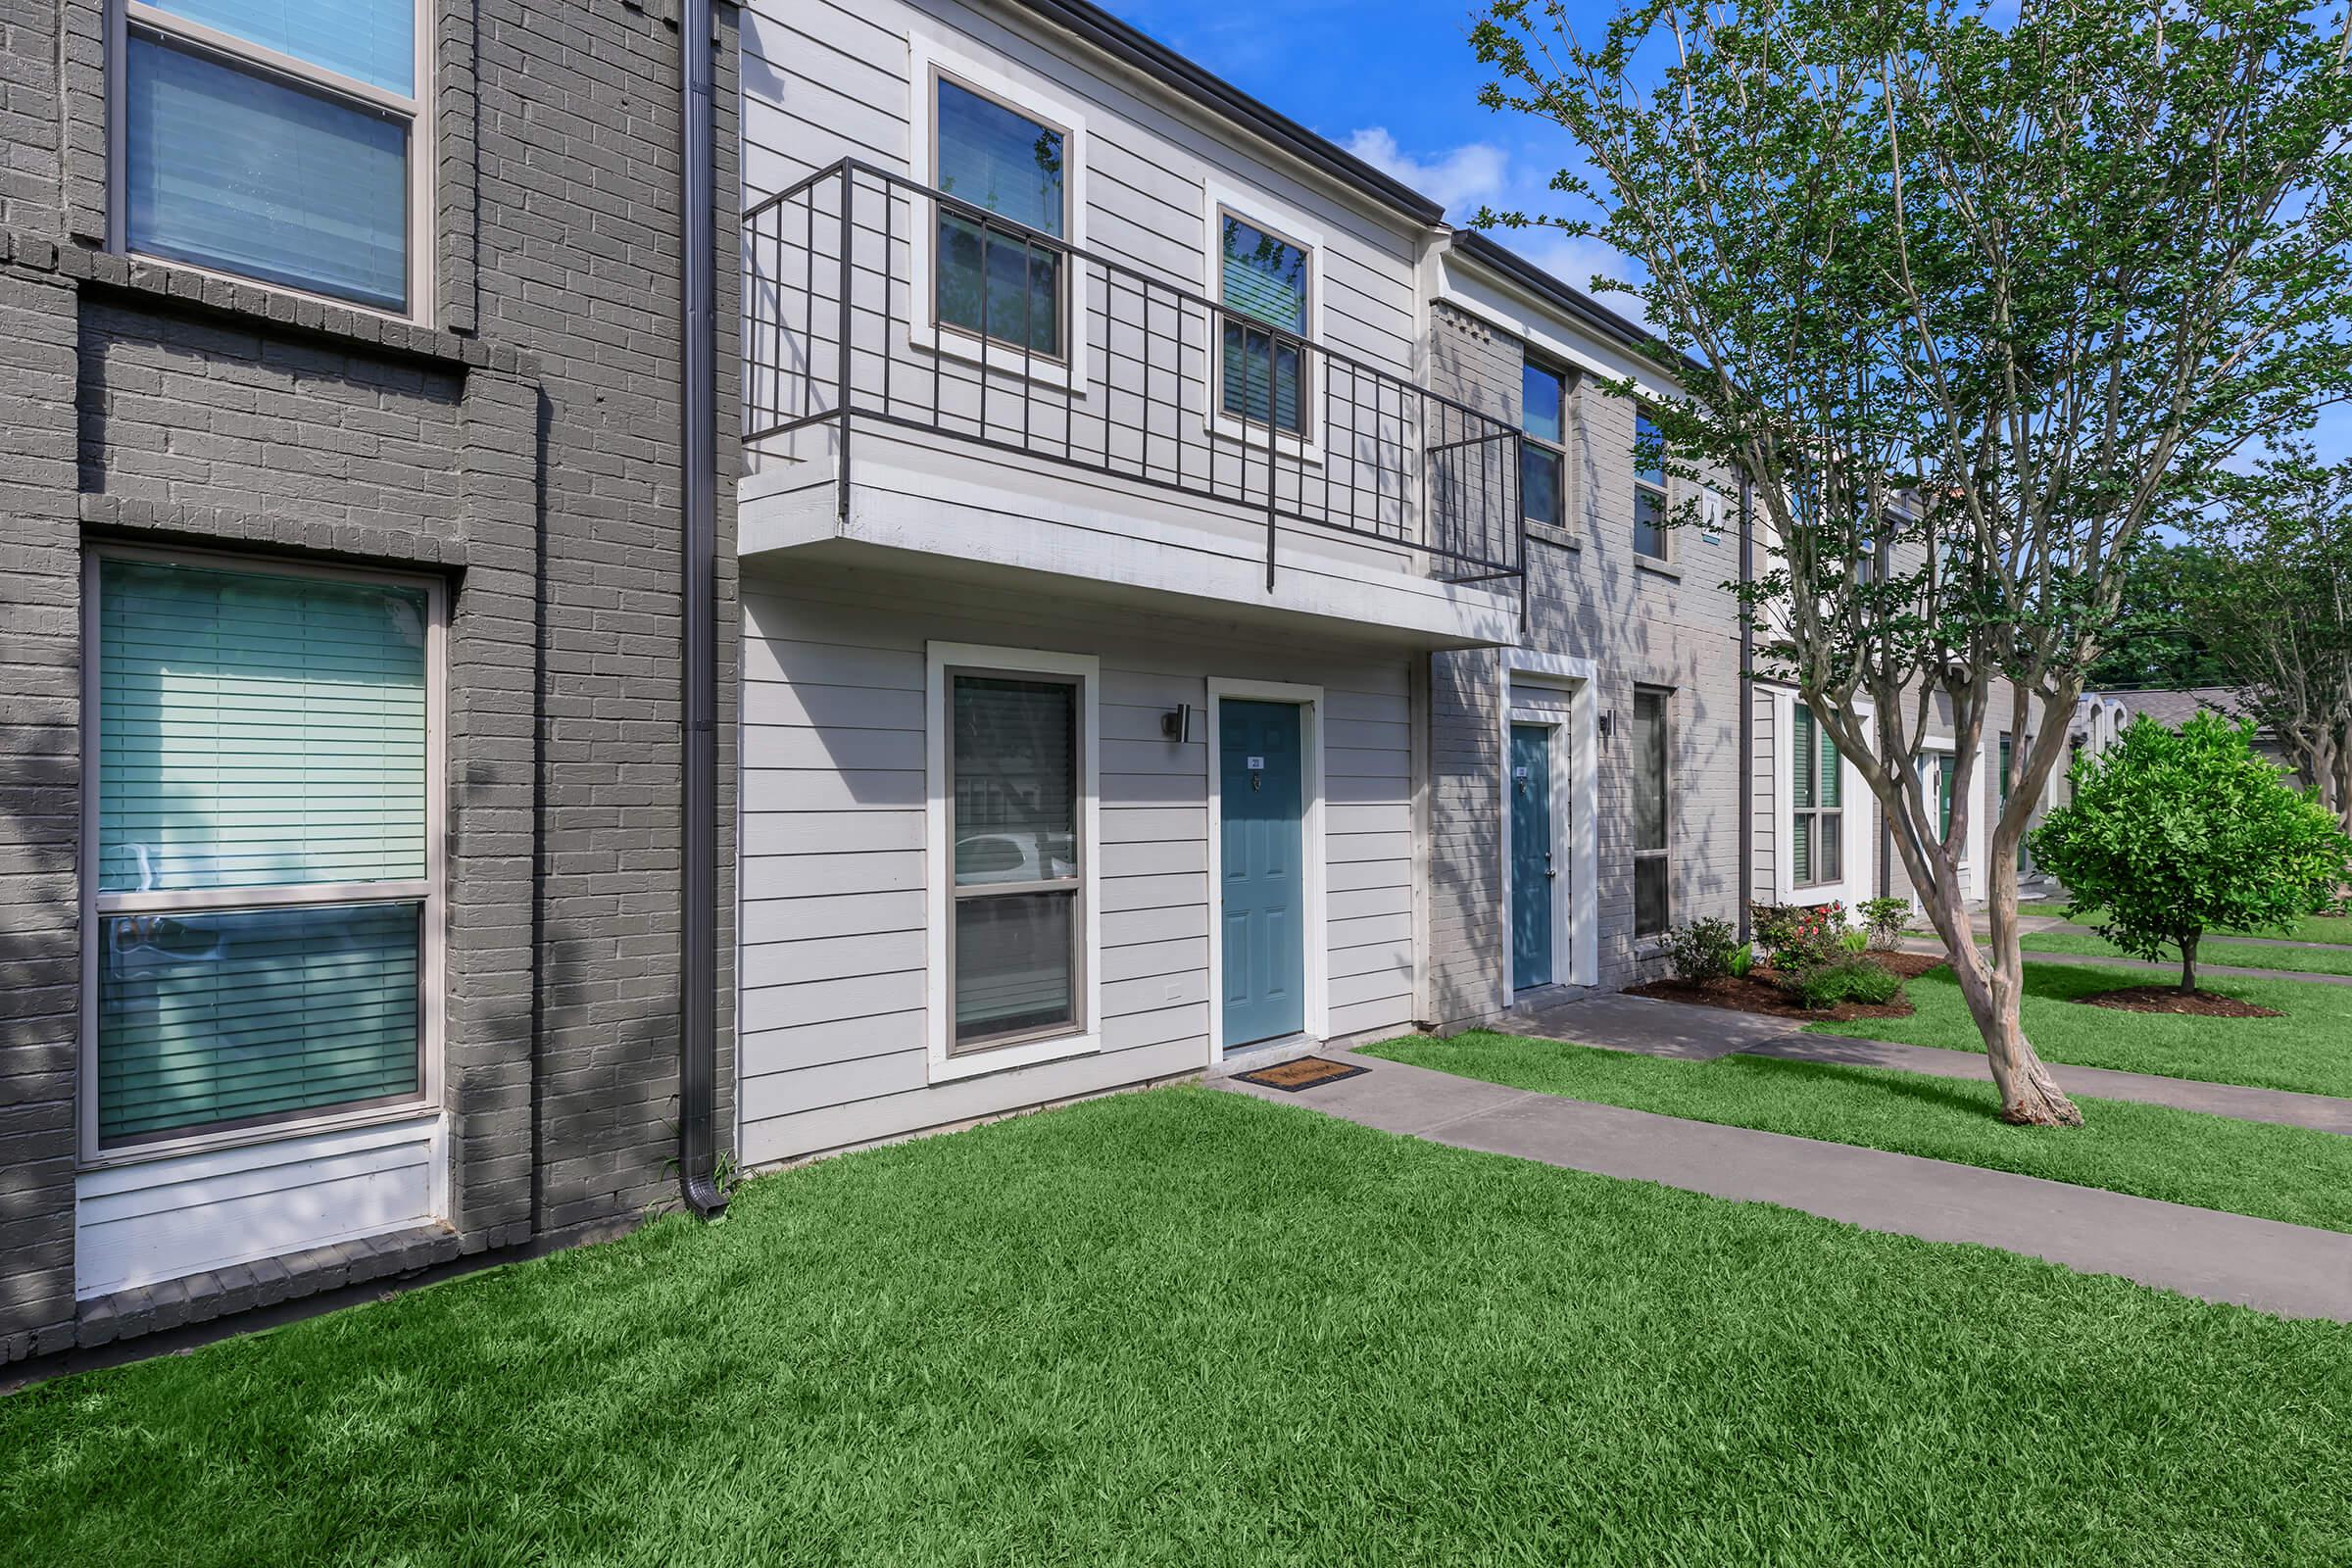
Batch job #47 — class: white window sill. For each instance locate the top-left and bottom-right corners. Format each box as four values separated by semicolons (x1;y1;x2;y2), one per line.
77;1096;441;1172
1205;410;1325;467
908;320;1093;399
1634;556;1679;579
928;1031;1101;1084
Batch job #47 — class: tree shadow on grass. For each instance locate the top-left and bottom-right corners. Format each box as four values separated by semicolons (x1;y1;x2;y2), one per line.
1720;1053;1999;1119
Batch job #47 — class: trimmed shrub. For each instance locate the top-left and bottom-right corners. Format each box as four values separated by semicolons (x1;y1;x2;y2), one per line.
1664;917;1739;982
1783;956;1901;1009
1751;900;1848;968
1857;896;1912;951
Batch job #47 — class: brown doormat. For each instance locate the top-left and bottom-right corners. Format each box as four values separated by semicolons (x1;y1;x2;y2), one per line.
1235;1056;1371;1092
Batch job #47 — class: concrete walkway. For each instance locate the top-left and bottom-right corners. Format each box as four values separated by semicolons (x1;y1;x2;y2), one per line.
1215;1052;2352;1321
1498;990;2352;1132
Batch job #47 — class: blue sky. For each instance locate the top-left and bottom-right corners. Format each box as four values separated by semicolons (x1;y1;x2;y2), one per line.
1095;0;2349;464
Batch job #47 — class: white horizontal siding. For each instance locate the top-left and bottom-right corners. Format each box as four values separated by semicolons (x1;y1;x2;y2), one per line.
737;566;1421;1165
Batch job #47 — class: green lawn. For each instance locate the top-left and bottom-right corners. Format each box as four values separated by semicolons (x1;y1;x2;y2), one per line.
8;1089;2352;1565
1818;961;2352;1098
1364;1031;2352;1233
2022;905;2352;947
2018;928;2352;978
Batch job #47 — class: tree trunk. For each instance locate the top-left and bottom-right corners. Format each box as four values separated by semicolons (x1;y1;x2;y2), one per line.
1931;877;2083;1128
2180;934;2200;996
1949;956;2083;1127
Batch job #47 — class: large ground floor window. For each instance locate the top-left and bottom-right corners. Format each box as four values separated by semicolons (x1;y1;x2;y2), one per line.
84;548;443;1161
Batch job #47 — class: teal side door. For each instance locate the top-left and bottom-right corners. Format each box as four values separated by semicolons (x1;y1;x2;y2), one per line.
1510;723;1554;990
1220;700;1307;1051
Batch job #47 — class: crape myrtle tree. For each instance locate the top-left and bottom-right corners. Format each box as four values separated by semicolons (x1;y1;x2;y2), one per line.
2030;711;2352;992
2180;447;2352;830
1470;0;2352;1125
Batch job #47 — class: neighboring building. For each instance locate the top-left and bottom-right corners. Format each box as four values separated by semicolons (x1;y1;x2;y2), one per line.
1;0;744;1360
732;0;1527;1164
7;0;2089;1368
1418;234;1747;1024
2095;687;2292;772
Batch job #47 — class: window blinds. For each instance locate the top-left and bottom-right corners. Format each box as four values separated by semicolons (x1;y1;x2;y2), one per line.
98;902;420;1142
99;559;429;893
124;34;410;311
95;558;431;1150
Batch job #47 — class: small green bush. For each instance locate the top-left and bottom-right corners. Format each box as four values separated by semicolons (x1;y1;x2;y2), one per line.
1783;956;1901;1009
1838;928;1871;955
2032;712;2352;992
1857;896;1912;950
1664;917;1739;982
1729;942;1755;979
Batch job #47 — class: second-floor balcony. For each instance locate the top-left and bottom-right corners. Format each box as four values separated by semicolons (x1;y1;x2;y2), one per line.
741;159;1526;648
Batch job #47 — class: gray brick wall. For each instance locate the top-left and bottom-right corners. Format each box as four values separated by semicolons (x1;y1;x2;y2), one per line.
0;0;741;1359
1425;298;1749;1015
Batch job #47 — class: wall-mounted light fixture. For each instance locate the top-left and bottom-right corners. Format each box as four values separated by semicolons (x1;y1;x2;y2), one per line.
1597;710;1615;742
1161;703;1200;743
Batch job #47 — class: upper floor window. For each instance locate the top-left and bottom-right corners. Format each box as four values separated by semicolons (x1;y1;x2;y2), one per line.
117;0;426;317
1522;362;1566;530
1217;211;1312;435
1633;409;1670;560
934;74;1067;358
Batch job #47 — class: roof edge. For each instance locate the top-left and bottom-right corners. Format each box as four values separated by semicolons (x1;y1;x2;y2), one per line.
1449;230;1657;357
1004;0;1446;227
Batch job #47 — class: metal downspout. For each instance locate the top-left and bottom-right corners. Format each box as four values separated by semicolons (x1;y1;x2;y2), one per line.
677;0;727;1219
1737;473;1753;943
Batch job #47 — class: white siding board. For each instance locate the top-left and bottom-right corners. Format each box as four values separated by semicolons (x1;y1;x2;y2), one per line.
741;928;927;983
742;808;925;857
742;849;924;899
742;767;926;811
743;725;925;771
740;1009;926;1074
744;679;925;732
741;889;925;943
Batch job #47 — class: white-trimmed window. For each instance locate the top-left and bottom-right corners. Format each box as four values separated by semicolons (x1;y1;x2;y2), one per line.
931;71;1070;359
1632;687;1671;936
1216;207;1313;436
82;547;443;1162
113;1;431;318
928;644;1101;1075
1791;702;1843;886
1522;360;1567;531
1633;408;1670;560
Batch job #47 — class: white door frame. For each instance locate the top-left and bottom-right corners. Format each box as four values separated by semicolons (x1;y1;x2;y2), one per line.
1918;736;1987;903
1496;651;1599;1002
1204;677;1328;1061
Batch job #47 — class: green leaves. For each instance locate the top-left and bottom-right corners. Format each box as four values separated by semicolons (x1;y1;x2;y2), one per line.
2030;712;2352;981
1473;0;2352;703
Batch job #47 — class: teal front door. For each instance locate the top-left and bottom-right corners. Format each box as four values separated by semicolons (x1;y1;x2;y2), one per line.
1220;700;1306;1051
1510;722;1554;990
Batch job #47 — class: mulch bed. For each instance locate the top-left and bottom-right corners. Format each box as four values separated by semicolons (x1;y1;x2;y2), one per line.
2075;986;2285;1018
1625;951;1943;1022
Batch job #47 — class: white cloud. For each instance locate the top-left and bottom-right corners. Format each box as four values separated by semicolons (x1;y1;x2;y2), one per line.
1342;127;1509;216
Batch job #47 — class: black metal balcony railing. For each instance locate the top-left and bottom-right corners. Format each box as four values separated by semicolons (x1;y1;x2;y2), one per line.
744;159;1525;591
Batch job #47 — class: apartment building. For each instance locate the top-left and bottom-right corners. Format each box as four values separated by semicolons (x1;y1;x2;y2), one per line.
5;0;2036;1367
1;0;744;1360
